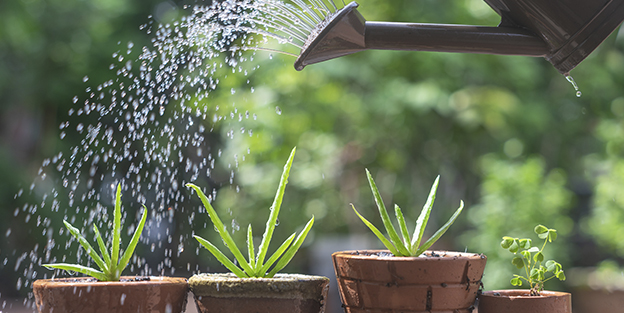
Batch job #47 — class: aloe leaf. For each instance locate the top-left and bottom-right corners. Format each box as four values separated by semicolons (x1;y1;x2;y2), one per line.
411;176;440;251
352;204;401;256
257;147;296;267
110;184;122;274
63;220;107;273
366;169;410;256
415;200;464;255
118;205;148;276
194;235;248;278
247;224;256;271
267;216;314;277
394;204;411;248
187;183;254;275
258;232;297;276
44;263;107;281
93;224;111;265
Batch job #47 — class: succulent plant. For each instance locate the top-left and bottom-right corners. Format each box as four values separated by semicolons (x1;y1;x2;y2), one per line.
352;170;464;257
44;184;148;281
188;147;314;278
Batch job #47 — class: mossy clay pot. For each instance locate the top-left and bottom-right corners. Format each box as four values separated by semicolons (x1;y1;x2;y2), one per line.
478;289;572;313
33;276;189;313
188;273;330;313
332;250;487;313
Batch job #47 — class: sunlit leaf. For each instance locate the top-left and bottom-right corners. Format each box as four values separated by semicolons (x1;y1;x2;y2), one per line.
366;169;410;256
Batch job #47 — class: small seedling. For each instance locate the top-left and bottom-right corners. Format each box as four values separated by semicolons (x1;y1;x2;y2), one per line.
352;170;464;257
501;224;566;295
188;147;314;278
44;184;148;281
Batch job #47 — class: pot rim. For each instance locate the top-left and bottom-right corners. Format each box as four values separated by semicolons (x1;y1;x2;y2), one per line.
188;273;329;299
332;249;485;261
34;276;188;287
480;289;572;299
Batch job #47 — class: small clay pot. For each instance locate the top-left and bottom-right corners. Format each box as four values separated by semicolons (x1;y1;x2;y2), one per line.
33;276;188;313
571;288;624;313
332;250;487;312
188;273;330;313
478;289;572;313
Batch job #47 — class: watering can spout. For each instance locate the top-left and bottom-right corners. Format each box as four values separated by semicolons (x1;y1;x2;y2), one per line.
295;0;624;74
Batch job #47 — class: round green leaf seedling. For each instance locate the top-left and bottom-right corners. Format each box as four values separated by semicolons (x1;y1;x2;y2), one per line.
501;224;565;295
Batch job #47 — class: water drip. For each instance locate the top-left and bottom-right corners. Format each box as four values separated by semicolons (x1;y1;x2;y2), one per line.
565;75;582;98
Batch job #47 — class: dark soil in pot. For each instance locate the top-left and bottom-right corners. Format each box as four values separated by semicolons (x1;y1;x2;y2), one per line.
188;273;330;313
33;276;189;313
478;289;571;313
333;250;487;313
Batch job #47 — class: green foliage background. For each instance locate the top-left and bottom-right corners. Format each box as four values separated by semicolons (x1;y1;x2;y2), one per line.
2;0;624;299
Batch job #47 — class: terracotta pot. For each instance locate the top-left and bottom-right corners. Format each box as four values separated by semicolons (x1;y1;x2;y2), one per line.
188;273;330;313
33;276;188;313
478;290;572;313
571;287;624;313
332;250;487;313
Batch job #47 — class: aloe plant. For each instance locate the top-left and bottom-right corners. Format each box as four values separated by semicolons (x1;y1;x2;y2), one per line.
44;184;148;281
501;224;566;295
352;169;464;257
188;147;314;278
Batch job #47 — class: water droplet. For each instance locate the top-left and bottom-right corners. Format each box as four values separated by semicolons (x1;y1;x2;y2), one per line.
82;76;89;82
565;75;582;98
120;293;126;305
275;106;282;115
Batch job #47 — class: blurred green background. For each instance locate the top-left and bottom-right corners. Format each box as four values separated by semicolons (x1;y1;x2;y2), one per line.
2;0;624;307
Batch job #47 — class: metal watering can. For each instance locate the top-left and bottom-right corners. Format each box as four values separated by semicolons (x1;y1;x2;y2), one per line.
295;0;624;74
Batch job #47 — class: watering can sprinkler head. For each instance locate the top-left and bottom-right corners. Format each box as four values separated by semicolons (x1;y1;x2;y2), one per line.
295;0;624;75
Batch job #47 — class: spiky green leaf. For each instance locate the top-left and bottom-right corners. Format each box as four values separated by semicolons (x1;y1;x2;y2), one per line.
44;263;106;281
93;224;111;265
194;235;248;278
186;183;254;275
257;147;296;266
247;224;256;270
411;175;440;251
258;233;296;276
366;169;410;256
117;205;148;276
110;184;122;274
267;216;314;277
415;200;464;255
394;204;410;248
63;220;107;273
351;204;401;256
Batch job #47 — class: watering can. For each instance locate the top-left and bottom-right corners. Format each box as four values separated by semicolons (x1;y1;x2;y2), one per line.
295;0;624;74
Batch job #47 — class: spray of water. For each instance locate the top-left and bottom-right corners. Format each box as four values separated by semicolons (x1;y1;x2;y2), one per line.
1;0;343;309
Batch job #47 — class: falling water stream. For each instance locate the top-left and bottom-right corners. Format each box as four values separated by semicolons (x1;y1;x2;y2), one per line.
1;0;345;310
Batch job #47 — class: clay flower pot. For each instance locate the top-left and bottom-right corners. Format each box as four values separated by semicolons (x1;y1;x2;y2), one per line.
188;273;330;313
478;290;572;313
33;276;188;313
332;250;487;312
